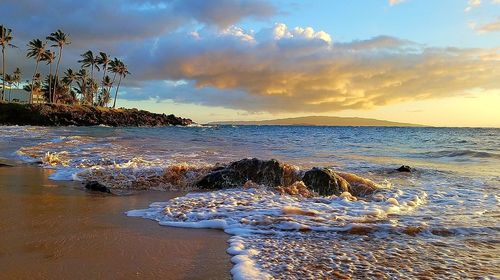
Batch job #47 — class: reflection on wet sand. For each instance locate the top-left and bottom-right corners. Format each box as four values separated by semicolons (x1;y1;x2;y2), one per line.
0;166;231;279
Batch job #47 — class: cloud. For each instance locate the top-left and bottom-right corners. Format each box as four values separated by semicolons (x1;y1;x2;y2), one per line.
172;0;276;27
2;2;499;115
475;17;500;33
121;23;500;113
0;0;276;44
0;0;276;82
389;0;406;6
465;0;481;12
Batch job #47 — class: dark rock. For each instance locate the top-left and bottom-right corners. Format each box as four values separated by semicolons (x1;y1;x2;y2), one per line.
196;169;243;189
302;168;350;196
197;158;286;190
84;181;111;193
396;165;412;172
228;158;284;187
0;102;193;127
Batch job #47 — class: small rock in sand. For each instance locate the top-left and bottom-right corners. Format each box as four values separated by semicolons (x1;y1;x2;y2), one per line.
84;181;111;193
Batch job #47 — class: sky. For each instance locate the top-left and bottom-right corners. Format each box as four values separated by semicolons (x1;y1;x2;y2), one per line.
1;0;499;127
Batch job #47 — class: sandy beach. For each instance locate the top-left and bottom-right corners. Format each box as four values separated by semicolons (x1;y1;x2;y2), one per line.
0;165;231;279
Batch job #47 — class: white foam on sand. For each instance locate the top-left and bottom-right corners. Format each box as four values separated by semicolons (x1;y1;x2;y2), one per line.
228;236;272;280
126;187;427;279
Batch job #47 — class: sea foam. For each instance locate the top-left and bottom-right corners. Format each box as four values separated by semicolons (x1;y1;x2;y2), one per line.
126;186;428;279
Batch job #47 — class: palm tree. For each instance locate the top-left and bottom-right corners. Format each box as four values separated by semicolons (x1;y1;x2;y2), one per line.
100;75;112;106
89;78;98;105
42;50;56;103
78;51;100;103
78;50;99;80
23;82;42;103
62;68;76;101
3;73;13;101
96;52;110;104
76;68;88;103
1;25;17;101
111;59;130;108
26;39;46;103
13;67;21;88
46;30;70;102
107;58;119;94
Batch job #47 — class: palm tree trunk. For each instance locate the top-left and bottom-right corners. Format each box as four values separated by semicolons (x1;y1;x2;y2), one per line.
67;81;72;100
53;47;62;103
112;74;122;109
90;65;94;104
48;63;53;103
108;72;117;106
30;60;40;104
8;86;12;102
99;64;107;106
2;46;5;101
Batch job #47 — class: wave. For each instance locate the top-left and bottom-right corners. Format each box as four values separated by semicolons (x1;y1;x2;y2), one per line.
420;149;500;159
77;160;214;191
127;187;427;234
127;187;427;279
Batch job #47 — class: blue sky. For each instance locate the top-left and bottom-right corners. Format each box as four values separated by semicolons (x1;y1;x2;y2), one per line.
241;0;499;48
1;0;500;126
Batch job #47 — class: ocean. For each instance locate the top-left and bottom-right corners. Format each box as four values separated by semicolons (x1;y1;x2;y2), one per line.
1;125;499;279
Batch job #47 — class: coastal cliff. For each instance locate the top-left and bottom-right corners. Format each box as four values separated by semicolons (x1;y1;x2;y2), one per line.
0;103;193;127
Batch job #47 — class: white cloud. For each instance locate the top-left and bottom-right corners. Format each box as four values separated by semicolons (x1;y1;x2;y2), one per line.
220;26;255;42
264;23;332;44
465;0;481;12
389;0;406;6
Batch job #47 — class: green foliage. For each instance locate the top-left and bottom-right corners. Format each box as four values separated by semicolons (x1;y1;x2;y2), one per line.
1;24;130;107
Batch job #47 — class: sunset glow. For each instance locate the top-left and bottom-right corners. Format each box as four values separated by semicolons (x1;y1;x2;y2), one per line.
2;0;499;126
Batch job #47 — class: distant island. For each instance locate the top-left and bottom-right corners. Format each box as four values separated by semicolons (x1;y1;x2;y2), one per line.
211;116;424;127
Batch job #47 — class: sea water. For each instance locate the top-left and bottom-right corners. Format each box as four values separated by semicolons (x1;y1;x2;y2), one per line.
0;125;498;279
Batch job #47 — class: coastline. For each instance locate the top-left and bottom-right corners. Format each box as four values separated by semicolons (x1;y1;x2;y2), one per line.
0;165;231;279
0;103;193;127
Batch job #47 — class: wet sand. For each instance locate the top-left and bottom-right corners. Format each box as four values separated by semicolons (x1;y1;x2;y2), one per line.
0;165;232;279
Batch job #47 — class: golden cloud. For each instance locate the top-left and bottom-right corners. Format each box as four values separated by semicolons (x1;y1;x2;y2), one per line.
476;18;500;33
142;24;500;113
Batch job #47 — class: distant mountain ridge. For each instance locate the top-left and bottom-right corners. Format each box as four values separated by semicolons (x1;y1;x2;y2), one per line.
210;116;424;127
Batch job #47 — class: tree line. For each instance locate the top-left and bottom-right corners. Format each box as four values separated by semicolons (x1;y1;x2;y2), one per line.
1;25;130;108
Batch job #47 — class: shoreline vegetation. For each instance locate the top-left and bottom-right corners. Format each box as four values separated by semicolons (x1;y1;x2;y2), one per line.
0;24;192;126
1;25;130;108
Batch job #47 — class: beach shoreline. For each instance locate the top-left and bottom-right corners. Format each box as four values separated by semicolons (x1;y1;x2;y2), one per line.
0;165;231;279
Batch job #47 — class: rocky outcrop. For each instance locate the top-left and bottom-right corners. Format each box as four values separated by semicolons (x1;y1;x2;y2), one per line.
197;158;287;189
302;168;350;196
0;102;193;127
196;158;378;198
